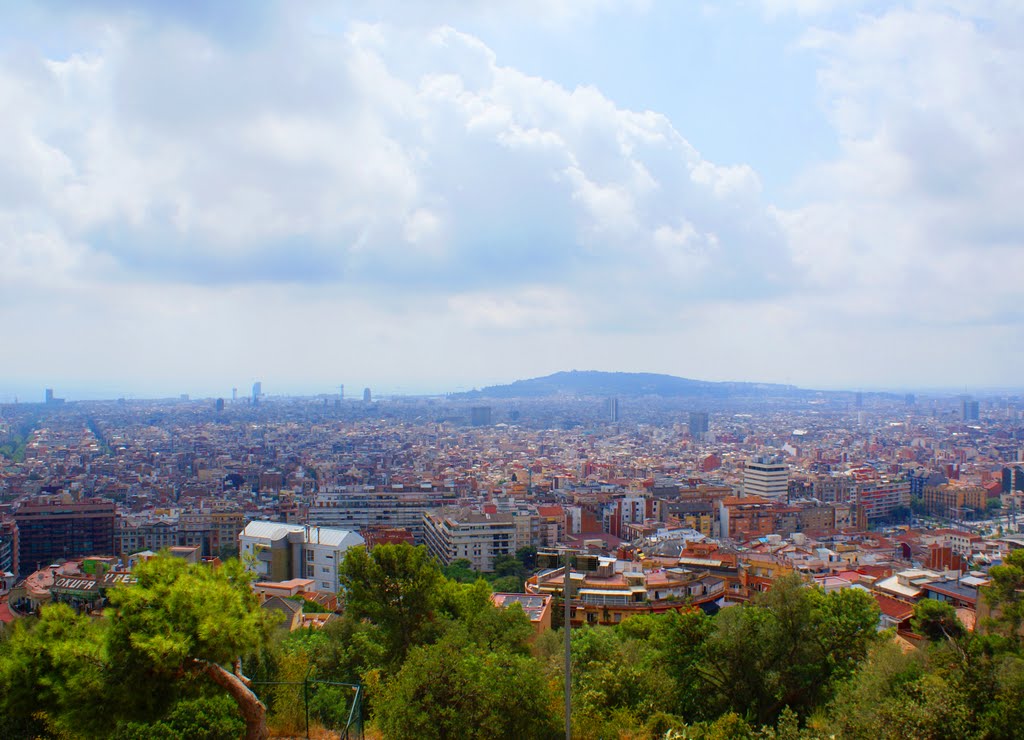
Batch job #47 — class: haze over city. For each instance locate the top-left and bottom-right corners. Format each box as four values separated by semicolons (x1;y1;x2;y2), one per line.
1;2;1021;400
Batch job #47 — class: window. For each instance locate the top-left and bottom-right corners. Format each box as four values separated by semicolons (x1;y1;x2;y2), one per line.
306;549;314;562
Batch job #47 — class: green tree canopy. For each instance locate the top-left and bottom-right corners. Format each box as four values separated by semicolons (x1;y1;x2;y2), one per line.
0;556;274;740
912;598;966;643
374;634;559;740
338;543;443;668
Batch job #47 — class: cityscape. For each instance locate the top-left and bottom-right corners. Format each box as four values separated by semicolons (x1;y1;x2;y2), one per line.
2;1;1022;738
2;372;1024;736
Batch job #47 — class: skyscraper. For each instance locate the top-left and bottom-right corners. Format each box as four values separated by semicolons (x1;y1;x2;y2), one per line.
604;397;620;422
689;411;709;438
470;406;492;426
961;398;979;422
44;388;54;404
363;387;372;403
252;381;262;405
339;384;345;400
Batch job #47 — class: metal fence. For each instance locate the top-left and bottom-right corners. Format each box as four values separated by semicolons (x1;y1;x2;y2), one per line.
250;675;363;740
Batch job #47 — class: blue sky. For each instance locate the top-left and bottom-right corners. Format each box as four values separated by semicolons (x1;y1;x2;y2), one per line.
0;1;1021;399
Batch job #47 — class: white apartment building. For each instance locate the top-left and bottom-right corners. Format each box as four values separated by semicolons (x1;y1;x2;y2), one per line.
743;457;789;499
239;521;364;593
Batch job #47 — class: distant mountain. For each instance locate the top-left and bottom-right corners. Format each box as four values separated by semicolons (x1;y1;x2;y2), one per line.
450;370;810;400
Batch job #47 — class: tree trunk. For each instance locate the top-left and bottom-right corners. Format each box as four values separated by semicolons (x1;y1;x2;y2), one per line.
197;659;268;740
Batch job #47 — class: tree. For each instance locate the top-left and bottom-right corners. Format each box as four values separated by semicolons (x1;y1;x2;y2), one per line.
374;635;559;739
912;598;965;643
338;543;443;668
105;556;273;740
441;557;476;583
516;545;538;570
0;603;109;737
0;557;272;740
699;576;879;724
436;578;533;654
984;549;1024;642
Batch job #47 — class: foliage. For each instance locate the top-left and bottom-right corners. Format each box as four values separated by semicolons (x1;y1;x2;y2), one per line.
983;549;1024;642
699;576;879;724
111;695;245;740
912;598;965;642
13;543;1024;740
0;556;273;739
374;634;559;740
338;544;442;669
0;604;110;736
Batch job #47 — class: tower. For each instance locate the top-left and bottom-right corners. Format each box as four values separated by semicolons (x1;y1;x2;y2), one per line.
363;388;372;403
604;397;620;423
689;411;709;439
252;381;262;405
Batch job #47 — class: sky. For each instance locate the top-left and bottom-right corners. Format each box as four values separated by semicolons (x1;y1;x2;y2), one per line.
1;1;1022;400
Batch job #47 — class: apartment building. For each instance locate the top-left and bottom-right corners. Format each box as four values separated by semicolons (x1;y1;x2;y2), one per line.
14;495;116;576
422;508;517;572
309;485;458;542
239;521;364;593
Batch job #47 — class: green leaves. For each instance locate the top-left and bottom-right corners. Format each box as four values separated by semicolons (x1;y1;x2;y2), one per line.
0;556;273;738
337;543;443;669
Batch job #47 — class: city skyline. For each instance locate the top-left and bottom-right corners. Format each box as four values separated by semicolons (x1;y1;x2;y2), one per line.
1;2;1022;397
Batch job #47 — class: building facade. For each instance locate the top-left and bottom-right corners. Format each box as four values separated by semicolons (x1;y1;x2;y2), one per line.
14;496;116;576
743;458;789;499
422;508;517;572
239;521;364;593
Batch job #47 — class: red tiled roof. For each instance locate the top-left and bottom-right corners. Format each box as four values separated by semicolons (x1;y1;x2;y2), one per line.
874;593;914;621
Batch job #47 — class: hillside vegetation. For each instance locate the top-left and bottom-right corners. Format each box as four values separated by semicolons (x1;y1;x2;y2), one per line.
2;546;1024;739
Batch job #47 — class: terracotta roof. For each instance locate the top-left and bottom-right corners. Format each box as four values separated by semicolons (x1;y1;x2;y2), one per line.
873;592;914;621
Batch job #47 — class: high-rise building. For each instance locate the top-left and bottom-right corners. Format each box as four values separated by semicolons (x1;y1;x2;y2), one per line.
44;388;54;404
14;495;116;576
363;387;372;403
604;397;620;423
252;381;262;405
854;392;863;409
689;411;710;438
470;406;492;426
232;387;238;402
742;457;789;500
961;398;980;422
339;384;344;400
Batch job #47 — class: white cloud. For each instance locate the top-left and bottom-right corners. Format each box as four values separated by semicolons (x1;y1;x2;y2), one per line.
782;2;1024;329
2;0;1022;392
0;12;789;302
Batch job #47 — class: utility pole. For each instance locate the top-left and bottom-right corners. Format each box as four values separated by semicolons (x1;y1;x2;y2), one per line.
538;549;599;740
564;551;572;740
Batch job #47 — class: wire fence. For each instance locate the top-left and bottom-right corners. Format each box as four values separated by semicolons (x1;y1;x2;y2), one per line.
250;676;363;740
